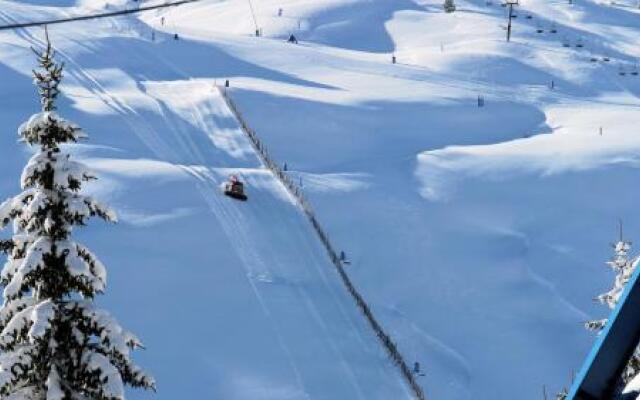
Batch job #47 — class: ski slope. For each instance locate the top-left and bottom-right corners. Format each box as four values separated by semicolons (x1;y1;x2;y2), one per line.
1;0;640;399
0;6;411;399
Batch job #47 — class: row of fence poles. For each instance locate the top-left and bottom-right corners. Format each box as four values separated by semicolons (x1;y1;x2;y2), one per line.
217;84;427;400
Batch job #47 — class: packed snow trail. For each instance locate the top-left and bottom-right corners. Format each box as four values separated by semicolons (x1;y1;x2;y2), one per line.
0;5;416;400
140;83;413;400
0;8;416;399
219;85;426;399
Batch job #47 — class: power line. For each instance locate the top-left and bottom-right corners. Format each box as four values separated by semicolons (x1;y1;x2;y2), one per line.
0;0;206;31
246;0;259;35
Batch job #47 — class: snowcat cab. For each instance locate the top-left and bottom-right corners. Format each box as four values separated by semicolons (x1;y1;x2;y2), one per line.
224;175;248;201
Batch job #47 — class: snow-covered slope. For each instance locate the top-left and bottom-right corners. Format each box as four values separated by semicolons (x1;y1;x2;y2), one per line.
1;0;640;399
0;6;410;399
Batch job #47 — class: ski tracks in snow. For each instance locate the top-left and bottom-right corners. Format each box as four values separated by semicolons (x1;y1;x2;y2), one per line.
186;166;366;400
180;146;409;399
0;13;412;397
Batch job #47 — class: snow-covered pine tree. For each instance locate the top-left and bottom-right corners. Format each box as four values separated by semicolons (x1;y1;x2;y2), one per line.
586;233;639;331
555;387;568;400
585;225;640;384
444;0;456;13
0;29;154;399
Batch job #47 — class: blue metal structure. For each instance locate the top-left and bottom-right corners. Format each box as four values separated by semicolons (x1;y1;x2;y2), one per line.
568;263;640;399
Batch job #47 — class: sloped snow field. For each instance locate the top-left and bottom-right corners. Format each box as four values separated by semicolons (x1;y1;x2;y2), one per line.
1;0;640;399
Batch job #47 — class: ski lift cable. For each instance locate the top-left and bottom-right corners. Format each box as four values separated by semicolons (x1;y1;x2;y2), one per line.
0;0;207;31
246;0;259;33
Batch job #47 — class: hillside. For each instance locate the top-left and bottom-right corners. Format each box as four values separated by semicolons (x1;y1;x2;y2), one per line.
1;0;640;399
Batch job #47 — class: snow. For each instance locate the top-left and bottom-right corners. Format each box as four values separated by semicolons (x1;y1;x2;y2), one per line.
82;350;125;399
20;151;92;191
19;111;85;145
0;304;36;347
599;246;639;308
28;299;55;341
4;237;51;300
0;190;37;229
1;0;640;398
0;297;34;328
625;373;640;399
63;242;105;291
5;386;38;400
45;366;64;400
0;199;14;228
72;301;140;356
0;347;34;389
76;244;108;289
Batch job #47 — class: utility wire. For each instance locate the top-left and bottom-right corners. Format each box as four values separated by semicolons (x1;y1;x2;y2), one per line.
246;0;259;34
0;0;206;31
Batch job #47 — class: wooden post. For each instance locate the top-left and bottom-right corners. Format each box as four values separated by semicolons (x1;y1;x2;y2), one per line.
505;0;518;42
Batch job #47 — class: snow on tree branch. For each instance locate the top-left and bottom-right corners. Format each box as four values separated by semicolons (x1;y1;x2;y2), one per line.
18;112;85;147
81;351;125;399
45;366;64;400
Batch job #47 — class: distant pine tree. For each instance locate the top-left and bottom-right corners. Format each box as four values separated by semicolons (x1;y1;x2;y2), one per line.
444;0;456;13
585;226;640;385
0;29;154;399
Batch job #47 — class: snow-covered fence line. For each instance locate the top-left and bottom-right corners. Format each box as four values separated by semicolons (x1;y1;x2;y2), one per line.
218;85;426;400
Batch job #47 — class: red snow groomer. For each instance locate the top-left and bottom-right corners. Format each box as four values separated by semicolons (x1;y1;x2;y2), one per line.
224;175;247;201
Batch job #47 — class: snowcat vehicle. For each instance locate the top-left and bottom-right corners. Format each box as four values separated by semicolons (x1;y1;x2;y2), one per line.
224;175;248;201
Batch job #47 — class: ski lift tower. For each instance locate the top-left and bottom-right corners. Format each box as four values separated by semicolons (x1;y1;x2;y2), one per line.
568;261;640;399
503;0;519;42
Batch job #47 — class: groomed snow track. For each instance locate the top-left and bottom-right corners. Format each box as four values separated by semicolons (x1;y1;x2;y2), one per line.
0;7;420;396
219;86;426;400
